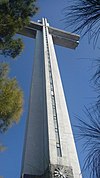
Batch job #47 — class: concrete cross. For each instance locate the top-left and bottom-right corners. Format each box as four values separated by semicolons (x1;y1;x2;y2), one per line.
21;18;82;178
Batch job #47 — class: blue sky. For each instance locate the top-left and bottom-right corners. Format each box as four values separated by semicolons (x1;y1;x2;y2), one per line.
0;1;99;178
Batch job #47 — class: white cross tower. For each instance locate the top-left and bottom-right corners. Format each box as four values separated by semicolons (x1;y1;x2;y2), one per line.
20;18;82;178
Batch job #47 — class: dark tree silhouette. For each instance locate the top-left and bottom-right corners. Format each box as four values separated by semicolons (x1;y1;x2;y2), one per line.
63;1;100;177
63;0;100;46
76;107;100;178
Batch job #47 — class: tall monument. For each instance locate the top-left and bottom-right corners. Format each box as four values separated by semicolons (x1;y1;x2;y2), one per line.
20;18;82;178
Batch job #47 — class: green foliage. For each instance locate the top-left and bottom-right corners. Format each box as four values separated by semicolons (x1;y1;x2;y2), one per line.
0;144;7;152
0;38;24;58
0;63;9;78
0;63;23;132
0;0;38;38
0;0;38;58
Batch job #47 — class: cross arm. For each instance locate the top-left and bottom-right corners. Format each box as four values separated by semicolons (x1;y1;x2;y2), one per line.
18;20;80;49
18;21;43;38
49;26;80;49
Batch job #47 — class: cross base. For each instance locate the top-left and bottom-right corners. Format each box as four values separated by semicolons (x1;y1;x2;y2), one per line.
21;164;74;178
